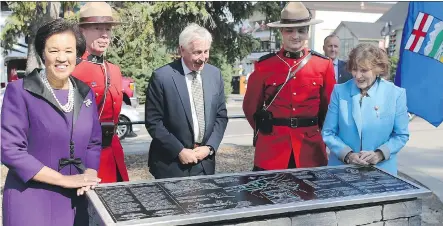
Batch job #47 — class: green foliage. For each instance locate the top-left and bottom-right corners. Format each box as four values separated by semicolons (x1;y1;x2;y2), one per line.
2;1;263;99
151;2;259;98
211;50;234;96
104;2;172;103
0;2;48;54
152;2;256;65
253;2;283;24
389;55;399;82
1;2;80;72
253;1;285;47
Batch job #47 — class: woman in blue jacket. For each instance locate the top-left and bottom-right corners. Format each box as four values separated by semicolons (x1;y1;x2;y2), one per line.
322;43;409;175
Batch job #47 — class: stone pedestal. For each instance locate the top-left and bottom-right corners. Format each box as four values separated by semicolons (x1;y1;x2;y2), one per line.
87;165;430;226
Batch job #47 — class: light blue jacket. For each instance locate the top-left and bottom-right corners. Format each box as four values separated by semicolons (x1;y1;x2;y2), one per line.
322;78;410;175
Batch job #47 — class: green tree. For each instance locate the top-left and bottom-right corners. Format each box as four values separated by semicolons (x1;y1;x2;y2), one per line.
151;2;260;97
102;2;261;100
104;2;172;103
0;2;69;73
152;2;257;65
253;1;285;50
388;55;399;82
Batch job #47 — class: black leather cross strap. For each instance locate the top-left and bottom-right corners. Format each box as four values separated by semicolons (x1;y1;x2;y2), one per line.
97;62;111;115
76;57;111;117
273;117;318;128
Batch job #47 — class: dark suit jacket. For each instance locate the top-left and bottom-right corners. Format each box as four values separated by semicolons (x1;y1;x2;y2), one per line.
337;60;353;84
145;59;228;179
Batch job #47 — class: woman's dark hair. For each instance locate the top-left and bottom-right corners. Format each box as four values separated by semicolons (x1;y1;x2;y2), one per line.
34;18;86;63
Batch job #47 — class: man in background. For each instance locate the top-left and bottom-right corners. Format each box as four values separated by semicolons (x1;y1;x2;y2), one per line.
323;34;353;84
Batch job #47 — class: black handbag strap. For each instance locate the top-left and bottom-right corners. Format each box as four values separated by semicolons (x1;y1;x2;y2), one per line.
97;62;111;115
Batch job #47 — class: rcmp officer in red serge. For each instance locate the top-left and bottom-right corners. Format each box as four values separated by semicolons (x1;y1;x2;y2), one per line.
72;2;129;183
243;2;336;171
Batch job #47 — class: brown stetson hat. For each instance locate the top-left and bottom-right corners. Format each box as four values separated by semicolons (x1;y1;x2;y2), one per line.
267;2;323;28
79;2;125;25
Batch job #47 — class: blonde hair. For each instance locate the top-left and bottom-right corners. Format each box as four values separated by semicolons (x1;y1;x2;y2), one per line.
347;43;390;78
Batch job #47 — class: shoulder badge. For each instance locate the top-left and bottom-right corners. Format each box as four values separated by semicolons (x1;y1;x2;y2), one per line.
258;52;277;63
310;50;329;60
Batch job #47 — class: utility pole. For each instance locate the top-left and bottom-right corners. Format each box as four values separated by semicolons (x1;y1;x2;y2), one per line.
381;21;396;57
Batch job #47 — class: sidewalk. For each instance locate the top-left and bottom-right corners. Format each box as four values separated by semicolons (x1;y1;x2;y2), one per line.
137;94;246;117
226;94;244;109
397;117;443;202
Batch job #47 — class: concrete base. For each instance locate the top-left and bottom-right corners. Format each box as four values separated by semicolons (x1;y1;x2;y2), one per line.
217;199;423;226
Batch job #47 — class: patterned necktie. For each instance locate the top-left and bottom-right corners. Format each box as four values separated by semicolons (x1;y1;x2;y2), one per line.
191;71;205;143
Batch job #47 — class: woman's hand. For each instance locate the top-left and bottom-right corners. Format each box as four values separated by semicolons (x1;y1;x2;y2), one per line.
59;169;101;189
77;185;92;196
76;169;100;196
347;152;370;166
359;150;384;165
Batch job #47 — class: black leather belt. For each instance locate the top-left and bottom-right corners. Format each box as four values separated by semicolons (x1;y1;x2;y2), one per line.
273;117;318;128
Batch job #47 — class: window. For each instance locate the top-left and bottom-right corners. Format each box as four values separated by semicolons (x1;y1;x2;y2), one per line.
261;41;270;52
340;38;354;60
1;2;11;11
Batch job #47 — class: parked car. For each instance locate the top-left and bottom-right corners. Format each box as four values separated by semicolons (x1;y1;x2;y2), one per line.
118;104;142;140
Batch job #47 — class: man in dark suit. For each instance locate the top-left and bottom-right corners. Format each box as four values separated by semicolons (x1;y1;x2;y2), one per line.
145;23;228;179
323;34;353;84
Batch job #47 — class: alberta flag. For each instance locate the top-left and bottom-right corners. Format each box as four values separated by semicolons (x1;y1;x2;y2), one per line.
395;2;443;127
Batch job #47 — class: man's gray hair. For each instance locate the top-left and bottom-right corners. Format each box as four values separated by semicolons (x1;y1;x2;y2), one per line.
324;33;340;44
179;23;213;49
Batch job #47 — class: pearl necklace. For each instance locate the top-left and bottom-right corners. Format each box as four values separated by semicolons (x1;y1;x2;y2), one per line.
39;70;74;113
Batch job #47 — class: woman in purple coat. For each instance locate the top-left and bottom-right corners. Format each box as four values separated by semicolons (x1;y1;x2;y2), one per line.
1;19;102;226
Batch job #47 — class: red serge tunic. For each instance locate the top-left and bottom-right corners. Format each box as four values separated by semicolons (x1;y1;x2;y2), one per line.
243;48;336;170
72;51;129;182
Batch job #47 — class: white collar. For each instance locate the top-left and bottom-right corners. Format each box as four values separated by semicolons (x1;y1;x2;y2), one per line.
181;58;194;75
333;58;339;65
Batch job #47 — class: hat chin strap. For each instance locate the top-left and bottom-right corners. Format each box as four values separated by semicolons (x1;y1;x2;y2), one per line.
87;48;106;57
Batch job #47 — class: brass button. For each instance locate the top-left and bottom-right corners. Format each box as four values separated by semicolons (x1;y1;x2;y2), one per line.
293;92;296;96
95;93;99;97
273;82;276;86
113;102;116;105
313;82;316;85
292;108;295;111
293;77;296;79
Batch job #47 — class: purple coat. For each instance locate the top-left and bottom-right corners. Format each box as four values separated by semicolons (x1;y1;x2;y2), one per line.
1;69;102;226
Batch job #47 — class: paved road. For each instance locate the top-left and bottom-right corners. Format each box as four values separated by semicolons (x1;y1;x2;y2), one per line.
122;103;252;154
